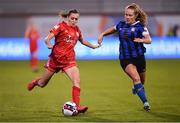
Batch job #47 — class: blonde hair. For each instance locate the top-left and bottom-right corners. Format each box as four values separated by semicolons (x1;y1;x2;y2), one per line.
126;3;148;26
59;9;80;18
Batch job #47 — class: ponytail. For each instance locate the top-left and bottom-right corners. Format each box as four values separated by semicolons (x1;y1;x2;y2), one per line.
59;10;69;18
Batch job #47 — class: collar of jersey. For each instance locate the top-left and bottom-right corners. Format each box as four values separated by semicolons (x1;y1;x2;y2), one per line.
62;21;77;28
131;21;140;26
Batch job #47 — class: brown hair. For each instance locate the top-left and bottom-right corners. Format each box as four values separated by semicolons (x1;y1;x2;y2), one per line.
126;3;148;26
59;9;80;18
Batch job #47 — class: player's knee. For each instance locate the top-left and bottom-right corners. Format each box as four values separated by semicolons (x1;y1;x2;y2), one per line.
132;76;141;82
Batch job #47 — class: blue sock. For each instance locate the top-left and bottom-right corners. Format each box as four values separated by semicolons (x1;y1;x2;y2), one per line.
134;83;147;103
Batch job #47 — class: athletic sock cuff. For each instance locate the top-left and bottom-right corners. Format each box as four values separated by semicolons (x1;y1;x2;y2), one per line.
134;83;144;92
73;86;80;91
134;83;143;88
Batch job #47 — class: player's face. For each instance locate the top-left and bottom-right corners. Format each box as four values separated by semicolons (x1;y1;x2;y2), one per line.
124;8;136;24
68;13;79;26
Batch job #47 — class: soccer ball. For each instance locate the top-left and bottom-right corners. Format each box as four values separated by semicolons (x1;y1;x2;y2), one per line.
62;101;78;116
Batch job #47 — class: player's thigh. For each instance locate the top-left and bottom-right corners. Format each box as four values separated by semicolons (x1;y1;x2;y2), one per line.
64;66;80;82
125;64;140;81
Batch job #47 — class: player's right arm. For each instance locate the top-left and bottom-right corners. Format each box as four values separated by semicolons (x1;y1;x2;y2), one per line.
45;24;61;49
98;26;117;45
45;32;54;49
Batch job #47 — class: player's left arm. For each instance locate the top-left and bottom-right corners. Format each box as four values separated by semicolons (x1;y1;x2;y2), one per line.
134;27;152;44
79;35;100;49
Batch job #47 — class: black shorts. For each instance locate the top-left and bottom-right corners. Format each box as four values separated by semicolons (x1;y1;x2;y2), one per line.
120;55;146;73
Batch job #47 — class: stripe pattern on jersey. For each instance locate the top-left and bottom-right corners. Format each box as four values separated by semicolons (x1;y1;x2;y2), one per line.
116;21;147;59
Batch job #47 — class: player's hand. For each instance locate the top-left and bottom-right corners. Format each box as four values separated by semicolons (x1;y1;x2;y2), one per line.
47;43;53;49
92;44;101;49
98;34;103;46
45;34;54;49
134;38;144;43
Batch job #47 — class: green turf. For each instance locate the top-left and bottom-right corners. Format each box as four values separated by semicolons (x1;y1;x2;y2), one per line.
0;59;180;122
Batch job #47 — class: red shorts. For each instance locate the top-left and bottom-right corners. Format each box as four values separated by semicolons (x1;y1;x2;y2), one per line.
44;56;77;73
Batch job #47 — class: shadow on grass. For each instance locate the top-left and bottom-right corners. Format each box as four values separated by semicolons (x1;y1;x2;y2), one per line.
148;111;180;121
0;110;117;122
49;109;123;122
55;111;117;122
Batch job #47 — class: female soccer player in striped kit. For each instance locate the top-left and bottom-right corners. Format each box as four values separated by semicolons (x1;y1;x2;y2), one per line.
27;9;100;114
98;3;152;111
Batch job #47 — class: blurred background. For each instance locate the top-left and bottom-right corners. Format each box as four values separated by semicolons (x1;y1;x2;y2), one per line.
0;0;180;60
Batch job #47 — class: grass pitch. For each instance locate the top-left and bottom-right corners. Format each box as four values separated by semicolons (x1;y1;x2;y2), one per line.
0;59;180;122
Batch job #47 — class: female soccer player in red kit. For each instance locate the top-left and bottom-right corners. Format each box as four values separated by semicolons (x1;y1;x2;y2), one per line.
27;9;100;114
25;18;40;72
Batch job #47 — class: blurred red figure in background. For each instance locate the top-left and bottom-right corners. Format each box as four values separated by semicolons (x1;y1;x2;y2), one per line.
25;18;40;72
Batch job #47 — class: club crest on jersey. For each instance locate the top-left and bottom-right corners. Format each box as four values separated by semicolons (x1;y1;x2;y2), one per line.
65;35;71;42
131;27;135;32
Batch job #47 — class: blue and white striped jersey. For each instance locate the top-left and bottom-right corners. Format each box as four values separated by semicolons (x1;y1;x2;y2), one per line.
115;20;149;59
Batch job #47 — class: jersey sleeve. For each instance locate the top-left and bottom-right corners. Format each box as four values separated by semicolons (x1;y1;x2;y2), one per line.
139;26;150;36
115;21;125;31
50;24;62;36
142;27;150;36
115;21;121;30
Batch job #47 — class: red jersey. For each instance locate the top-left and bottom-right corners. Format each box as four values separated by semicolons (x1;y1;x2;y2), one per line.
50;21;81;57
47;21;82;71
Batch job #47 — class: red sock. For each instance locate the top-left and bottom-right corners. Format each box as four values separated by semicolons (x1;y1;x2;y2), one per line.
72;86;80;107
